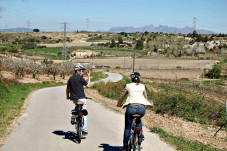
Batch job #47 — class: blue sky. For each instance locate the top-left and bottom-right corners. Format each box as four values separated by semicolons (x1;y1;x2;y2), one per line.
0;0;226;33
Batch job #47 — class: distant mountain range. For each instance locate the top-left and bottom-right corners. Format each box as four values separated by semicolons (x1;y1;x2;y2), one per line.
0;27;33;32
0;25;216;34
108;24;216;34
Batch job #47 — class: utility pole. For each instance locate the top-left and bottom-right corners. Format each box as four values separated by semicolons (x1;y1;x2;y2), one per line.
193;17;197;32
26;20;30;34
86;18;90;32
63;22;67;61
132;39;137;72
226;99;227;138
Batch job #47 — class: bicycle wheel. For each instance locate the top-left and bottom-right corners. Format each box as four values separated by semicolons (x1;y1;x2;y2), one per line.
133;133;141;151
128;130;134;150
77;119;82;143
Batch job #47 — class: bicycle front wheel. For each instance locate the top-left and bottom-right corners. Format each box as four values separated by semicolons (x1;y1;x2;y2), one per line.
77;122;82;143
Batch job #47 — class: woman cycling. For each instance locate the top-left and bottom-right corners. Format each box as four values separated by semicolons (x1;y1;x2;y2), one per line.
117;72;152;151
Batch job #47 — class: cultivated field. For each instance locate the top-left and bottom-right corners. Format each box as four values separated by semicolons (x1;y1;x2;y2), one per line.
77;58;217;80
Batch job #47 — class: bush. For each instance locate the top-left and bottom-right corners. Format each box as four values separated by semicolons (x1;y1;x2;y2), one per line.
93;80;126;100
152;93;226;126
21;42;37;50
206;64;221;79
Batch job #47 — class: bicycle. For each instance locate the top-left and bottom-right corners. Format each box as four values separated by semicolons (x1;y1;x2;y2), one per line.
127;114;143;151
71;100;88;143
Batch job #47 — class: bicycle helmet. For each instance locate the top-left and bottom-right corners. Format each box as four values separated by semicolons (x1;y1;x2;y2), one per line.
130;72;141;82
74;63;86;71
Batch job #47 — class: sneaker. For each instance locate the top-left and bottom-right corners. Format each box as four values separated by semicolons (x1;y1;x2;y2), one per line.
71;115;76;125
82;131;88;136
71;120;75;125
141;133;145;140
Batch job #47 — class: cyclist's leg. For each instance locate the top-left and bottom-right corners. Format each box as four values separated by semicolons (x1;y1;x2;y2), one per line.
136;107;146;141
77;98;88;132
123;106;136;149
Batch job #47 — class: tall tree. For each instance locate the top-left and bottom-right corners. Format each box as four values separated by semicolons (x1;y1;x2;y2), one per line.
33;28;40;32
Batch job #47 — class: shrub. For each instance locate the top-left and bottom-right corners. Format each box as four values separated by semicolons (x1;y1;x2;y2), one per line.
93;80;126;100
206;64;221;79
152;93;226;126
21;42;37;50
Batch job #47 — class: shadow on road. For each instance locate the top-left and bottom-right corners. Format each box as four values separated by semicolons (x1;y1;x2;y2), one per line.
99;143;122;151
52;130;83;143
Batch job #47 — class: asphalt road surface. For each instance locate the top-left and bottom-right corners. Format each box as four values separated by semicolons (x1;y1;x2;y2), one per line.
0;73;175;151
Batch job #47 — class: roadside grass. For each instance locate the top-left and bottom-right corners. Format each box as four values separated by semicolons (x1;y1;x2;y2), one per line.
0;79;64;141
145;81;226;126
92;76;130;100
151;127;226;151
91;71;108;82
93;78;226;126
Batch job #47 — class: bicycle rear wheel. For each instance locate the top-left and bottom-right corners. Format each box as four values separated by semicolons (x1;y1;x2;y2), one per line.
127;130;134;150
133;133;141;151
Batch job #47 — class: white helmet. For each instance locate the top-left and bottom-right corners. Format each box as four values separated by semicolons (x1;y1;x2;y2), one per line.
74;63;86;71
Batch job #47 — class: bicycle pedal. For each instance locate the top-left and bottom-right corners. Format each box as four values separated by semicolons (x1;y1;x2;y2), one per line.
82;131;88;136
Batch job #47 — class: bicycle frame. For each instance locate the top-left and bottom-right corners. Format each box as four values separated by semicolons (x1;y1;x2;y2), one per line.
71;102;88;143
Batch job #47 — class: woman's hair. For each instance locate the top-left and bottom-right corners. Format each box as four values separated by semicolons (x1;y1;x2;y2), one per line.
130;72;141;83
131;77;140;83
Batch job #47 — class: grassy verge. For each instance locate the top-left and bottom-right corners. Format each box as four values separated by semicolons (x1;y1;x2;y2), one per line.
151;127;226;151
0;79;64;141
92;76;130;100
146;81;226;126
93;78;226;126
91;71;108;82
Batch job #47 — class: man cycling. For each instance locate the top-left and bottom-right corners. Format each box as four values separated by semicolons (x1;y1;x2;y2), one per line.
117;72;152;151
66;63;91;136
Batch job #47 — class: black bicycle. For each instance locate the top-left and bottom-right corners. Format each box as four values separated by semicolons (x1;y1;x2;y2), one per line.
71;101;88;143
127;114;143;151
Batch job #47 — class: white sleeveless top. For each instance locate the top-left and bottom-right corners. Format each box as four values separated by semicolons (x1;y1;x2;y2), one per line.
123;83;152;107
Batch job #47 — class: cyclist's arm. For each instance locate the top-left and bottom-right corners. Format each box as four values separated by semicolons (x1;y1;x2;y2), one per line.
117;90;128;107
143;89;148;99
66;86;70;99
85;70;91;87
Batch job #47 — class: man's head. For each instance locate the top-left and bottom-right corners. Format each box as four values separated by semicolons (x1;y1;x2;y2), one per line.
130;72;141;83
74;64;86;75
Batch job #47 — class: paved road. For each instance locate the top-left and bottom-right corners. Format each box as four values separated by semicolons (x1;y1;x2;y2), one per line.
0;73;175;151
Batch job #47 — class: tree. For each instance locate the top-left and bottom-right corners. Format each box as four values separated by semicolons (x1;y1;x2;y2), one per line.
135;39;144;50
110;39;116;48
33;29;40;32
118;37;123;44
192;30;199;38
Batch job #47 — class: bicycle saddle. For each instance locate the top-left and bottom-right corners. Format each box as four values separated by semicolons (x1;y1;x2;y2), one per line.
132;114;141;117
